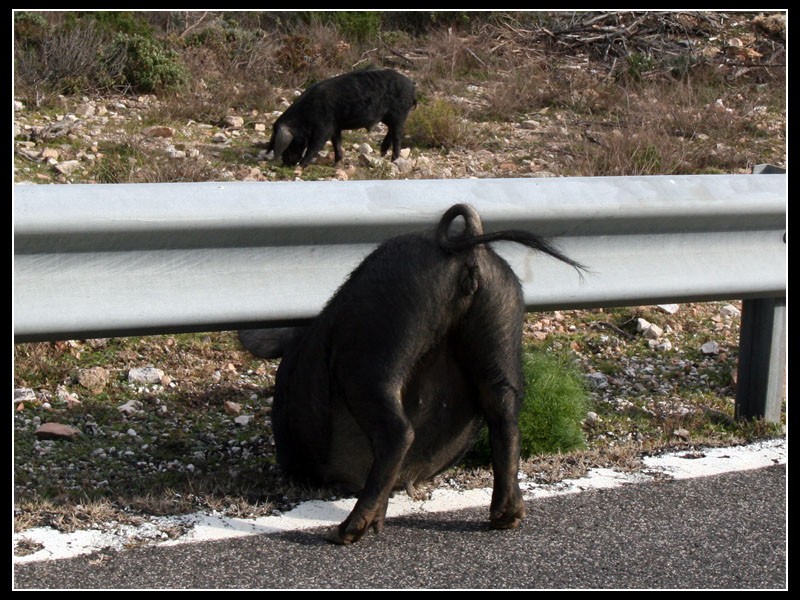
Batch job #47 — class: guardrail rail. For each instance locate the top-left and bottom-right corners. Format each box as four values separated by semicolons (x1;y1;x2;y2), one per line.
13;173;786;421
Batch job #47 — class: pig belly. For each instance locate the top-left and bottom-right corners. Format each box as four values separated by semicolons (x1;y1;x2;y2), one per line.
322;341;483;492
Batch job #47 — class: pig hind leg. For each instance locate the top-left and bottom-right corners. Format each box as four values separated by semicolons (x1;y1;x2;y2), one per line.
380;115;408;161
327;380;415;545
457;267;527;529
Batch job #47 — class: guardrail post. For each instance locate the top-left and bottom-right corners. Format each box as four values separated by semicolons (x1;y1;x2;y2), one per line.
735;297;786;422
735;165;787;422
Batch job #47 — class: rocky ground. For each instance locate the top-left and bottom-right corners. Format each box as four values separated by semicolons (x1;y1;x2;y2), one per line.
12;90;597;184
11;81;785;186
12;13;787;184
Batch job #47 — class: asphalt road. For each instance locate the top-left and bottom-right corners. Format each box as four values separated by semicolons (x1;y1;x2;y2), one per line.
13;464;786;590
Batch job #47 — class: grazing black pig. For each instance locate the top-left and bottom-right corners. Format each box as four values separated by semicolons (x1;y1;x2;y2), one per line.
249;204;585;544
266;68;417;167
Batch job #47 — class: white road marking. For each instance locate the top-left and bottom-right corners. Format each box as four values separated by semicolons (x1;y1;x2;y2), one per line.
13;438;785;564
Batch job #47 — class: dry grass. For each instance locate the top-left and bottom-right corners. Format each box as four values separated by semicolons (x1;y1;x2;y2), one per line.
93;139;220;184
14;497;138;533
563;77;783;176
416;27;491;87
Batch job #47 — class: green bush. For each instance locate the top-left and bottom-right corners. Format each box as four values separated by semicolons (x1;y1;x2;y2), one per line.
71;11;153;37
111;33;187;94
381;11;474;34
14;15;186;98
404;98;467;150
469;350;590;464
328;11;381;42
620;52;656;84
13;11;48;47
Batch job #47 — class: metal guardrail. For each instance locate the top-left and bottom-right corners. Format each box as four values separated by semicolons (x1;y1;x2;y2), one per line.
13;174;786;420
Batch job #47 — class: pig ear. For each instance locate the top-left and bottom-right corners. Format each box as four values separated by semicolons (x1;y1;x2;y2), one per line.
272;124;294;158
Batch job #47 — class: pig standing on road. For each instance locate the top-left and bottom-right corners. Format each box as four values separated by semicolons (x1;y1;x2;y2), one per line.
265;67;417;167
241;204;587;544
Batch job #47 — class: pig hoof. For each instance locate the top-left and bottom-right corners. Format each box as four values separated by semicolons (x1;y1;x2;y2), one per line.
326;522;369;545
490;503;526;530
325;526;352;545
490;515;523;530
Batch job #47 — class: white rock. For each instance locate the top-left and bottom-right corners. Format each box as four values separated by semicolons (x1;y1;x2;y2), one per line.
656;304;680;314
585;372;609;389
128;366;165;384
40;147;60;161
648;339;673;351
166;146;186;159
415;155;434;176
701;341;720;355
358;154;382;168
75;103;95;118
117;400;144;416
211;132;228;143
645;324;663;339
357;142;373;155
224;115;244;128
15;388;36;403
720;304;741;318
637;318;663;339
393;156;414;174
672;428;691;440
399;147;411;159
234;415;253;426
54;160;82;175
56;385;81;405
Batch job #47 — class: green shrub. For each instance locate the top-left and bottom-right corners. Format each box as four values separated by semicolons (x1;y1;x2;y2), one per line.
381;11;474;34
404;98;467;150
13;11;48;47
620;52;656;84
111;33;187;94
469;350;590;464
72;11;153;37
328;11;381;42
14;16;186;98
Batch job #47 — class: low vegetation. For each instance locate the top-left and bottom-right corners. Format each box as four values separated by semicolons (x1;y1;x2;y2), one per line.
469;350;591;465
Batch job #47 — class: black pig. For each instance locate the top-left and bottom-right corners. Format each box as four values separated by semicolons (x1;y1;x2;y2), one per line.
266;68;417;167
245;204;586;544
